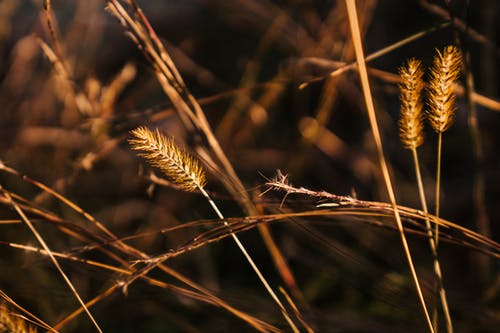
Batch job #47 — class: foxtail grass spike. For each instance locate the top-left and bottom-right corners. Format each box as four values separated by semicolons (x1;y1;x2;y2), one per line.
129;126;299;331
398;56;454;333
129;127;207;192
399;58;425;150
427;46;462;133
0;304;37;333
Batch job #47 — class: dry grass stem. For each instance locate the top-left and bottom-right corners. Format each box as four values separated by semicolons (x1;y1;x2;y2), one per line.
299;22;450;89
345;1;434;331
0;162;278;332
129;127;299;332
2;1;498;331
266;173;500;255
0;188;104;333
398;57;454;332
426;44;462;333
106;0;299;300
428;46;462;248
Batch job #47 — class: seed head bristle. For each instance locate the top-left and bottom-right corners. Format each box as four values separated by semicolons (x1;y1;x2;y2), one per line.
129;127;207;192
399;58;425;150
0;304;37;333
427;45;462;133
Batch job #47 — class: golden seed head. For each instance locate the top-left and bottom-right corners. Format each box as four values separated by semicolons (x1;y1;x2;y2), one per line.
427;45;462;133
0;304;37;333
398;58;425;150
129;127;207;192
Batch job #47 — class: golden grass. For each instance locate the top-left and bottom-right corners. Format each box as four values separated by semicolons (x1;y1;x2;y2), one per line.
129;126;299;332
427;46;462;134
398;56;454;333
0;304;37;333
428;46;462;249
399;58;425;150
129;127;207;192
1;1;498;332
105;0;302;304
345;0;434;331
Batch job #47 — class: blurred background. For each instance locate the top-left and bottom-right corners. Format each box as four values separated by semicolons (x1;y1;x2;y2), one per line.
0;0;498;332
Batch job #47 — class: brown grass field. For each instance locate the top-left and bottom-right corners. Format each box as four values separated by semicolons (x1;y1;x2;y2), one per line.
0;1;498;332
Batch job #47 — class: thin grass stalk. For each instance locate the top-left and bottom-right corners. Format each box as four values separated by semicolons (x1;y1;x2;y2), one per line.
426;45;461;333
427;45;462;246
0;163;277;333
0;187;104;333
0;290;57;333
434;132;442;246
398;57;453;332
344;1;434;332
299;22;450;89
106;1;299;299
54;261;278;333
198;186;299;333
412;148;453;333
4;240;278;333
278;287;315;333
129;127;299;332
42;0;65;70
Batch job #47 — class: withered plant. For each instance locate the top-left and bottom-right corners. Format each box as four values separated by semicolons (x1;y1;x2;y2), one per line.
0;1;497;333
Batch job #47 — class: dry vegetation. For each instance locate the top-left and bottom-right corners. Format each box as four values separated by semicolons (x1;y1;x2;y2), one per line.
0;0;499;332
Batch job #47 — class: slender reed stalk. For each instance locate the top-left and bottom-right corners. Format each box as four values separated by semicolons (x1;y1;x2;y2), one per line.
344;1;434;332
427;45;462;246
129;127;299;332
398;58;453;333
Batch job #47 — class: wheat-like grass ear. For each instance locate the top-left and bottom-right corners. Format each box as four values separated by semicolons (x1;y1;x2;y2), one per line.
399;58;425;150
427;45;462;133
129;127;207;192
129;126;299;331
427;45;462;244
426;46;462;333
399;55;454;333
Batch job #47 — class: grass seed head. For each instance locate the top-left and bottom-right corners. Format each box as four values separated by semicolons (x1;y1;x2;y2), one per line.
0;305;37;333
427;45;462;133
129;127;207;192
399;58;425;150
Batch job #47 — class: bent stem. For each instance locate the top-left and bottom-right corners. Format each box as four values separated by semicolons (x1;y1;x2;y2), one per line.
344;0;434;332
129;128;299;331
198;186;299;333
412;148;453;333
